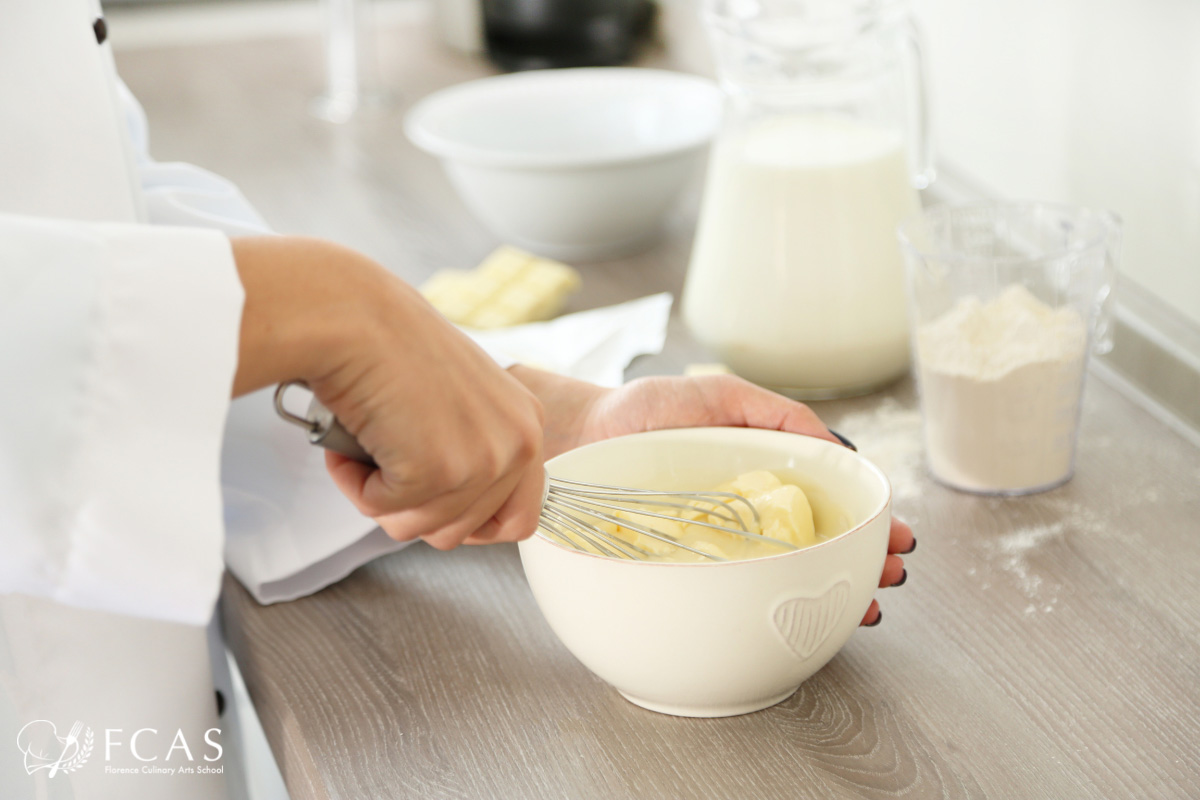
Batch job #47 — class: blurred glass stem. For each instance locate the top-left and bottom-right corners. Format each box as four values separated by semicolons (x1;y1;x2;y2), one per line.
312;0;390;122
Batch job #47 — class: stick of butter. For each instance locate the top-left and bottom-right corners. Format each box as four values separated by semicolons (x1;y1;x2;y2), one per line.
683;363;734;377
420;245;582;329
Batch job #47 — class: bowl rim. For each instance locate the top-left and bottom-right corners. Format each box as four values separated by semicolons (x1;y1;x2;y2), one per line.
525;427;893;568
404;67;724;170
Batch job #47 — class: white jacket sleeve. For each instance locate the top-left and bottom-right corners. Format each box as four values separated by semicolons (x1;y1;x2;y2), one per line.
0;213;243;626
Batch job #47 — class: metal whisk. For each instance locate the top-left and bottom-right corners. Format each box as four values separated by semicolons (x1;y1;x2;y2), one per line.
275;381;797;561
538;478;798;561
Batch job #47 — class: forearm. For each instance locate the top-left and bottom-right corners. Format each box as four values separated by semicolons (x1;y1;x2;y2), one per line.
508;365;608;459
227;237;604;461
230;236;391;397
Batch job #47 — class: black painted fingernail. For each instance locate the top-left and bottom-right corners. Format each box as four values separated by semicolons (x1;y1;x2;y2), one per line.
894;568;908;587
829;429;857;451
866;610;883;627
902;537;917;554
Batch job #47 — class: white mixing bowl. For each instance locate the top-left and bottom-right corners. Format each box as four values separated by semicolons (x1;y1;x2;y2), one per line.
405;68;722;262
518;427;891;718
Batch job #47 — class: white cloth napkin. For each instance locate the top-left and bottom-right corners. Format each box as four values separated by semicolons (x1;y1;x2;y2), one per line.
466;292;672;387
223;293;673;604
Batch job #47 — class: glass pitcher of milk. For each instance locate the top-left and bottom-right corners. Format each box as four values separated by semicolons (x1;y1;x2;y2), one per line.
683;0;931;398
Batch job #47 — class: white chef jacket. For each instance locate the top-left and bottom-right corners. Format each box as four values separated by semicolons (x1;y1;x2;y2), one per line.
0;215;241;623
0;1;482;796
0;3;439;629
1;2;243;796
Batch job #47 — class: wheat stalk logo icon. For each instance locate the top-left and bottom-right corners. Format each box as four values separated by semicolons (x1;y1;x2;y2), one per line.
17;720;94;777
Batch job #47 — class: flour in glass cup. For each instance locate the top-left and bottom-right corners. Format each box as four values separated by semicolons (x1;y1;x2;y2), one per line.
915;285;1089;493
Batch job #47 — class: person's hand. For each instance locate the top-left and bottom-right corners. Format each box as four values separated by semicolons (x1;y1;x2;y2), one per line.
231;237;546;549
511;367;914;626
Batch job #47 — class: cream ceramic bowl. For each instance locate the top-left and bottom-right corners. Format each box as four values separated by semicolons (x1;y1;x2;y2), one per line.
518;427;891;718
404;68;722;262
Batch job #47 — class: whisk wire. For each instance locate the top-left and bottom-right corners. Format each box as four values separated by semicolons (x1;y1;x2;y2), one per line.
540;506;645;560
550;478;762;528
546;491;796;552
539;515;621;559
549;490;746;530
545;495;733;562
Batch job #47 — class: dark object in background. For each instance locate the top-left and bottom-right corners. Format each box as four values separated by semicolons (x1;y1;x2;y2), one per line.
483;0;654;71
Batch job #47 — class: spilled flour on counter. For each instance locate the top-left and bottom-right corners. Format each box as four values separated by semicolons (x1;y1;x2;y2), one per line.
832;398;924;502
983;520;1068;610
995;521;1066;557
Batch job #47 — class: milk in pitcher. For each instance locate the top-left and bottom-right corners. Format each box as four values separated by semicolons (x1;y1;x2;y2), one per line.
683;114;919;397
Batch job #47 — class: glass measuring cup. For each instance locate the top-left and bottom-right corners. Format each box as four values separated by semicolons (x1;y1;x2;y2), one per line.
897;203;1121;495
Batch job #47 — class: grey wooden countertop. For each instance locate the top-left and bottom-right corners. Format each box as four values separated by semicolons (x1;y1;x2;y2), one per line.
115;13;1200;800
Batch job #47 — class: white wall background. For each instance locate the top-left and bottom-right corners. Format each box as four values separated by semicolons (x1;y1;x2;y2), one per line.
912;0;1200;327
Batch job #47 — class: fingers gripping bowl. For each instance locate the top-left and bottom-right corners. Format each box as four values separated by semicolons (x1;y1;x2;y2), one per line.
518;428;891;718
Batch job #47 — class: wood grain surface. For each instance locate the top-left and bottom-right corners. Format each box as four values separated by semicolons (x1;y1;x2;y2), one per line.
115;12;1200;799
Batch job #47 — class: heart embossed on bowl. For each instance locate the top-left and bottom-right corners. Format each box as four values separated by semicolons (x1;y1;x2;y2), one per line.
772;580;851;660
